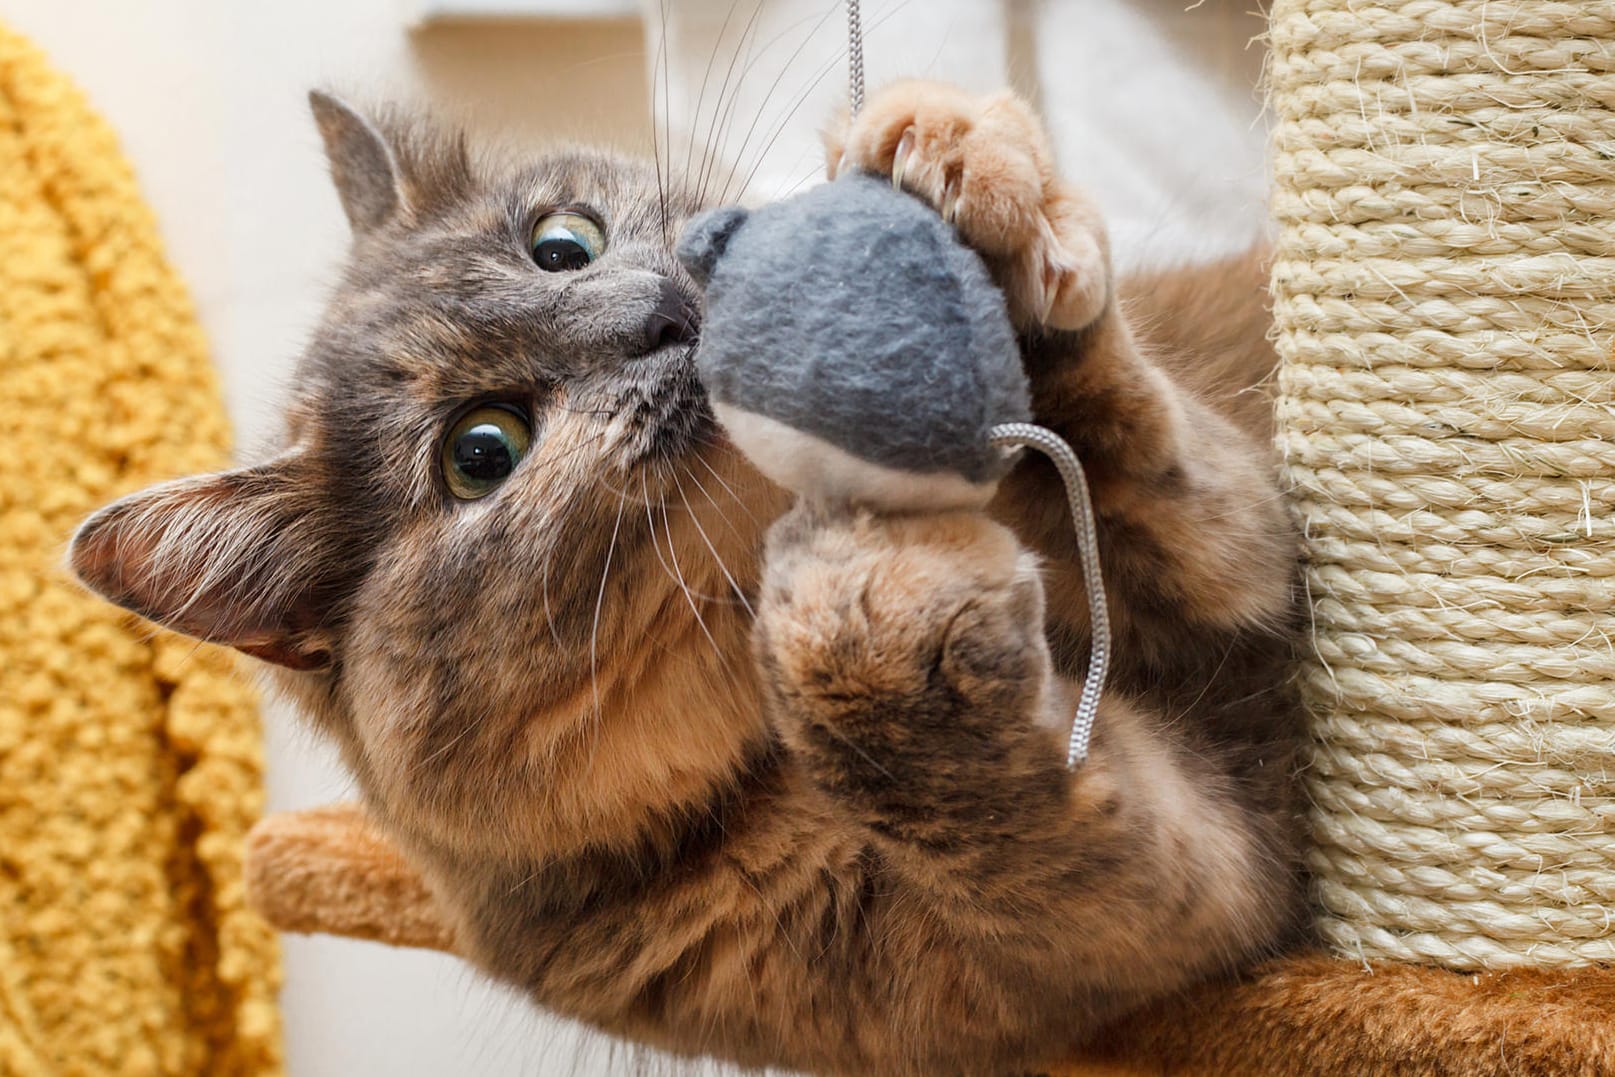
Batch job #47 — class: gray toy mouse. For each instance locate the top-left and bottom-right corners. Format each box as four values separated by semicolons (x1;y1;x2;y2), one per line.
676;171;1030;512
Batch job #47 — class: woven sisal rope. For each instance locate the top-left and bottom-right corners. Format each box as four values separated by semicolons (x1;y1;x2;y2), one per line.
1269;0;1615;969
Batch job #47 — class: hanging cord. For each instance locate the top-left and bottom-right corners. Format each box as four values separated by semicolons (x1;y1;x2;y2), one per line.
988;424;1111;767
843;0;1111;767
845;0;866;116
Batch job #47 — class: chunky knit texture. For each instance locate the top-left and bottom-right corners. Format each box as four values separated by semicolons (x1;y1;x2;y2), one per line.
0;23;283;1075
1269;0;1615;969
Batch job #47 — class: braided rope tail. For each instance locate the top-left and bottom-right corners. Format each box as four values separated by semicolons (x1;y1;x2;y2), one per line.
988;424;1112;768
843;0;1111;768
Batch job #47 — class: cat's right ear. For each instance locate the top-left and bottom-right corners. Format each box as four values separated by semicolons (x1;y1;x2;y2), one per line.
676;205;750;289
309;90;402;234
70;454;340;672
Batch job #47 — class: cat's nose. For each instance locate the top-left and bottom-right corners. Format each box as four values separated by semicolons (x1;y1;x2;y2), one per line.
637;279;700;356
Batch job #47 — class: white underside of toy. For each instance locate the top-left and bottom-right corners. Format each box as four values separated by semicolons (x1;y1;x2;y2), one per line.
714;403;999;513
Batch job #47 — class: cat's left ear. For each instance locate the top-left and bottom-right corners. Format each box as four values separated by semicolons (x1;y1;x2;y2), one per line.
70;453;341;671
309;89;402;234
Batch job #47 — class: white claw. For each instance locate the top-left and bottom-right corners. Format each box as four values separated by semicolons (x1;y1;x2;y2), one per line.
891;129;915;189
941;179;960;225
1045;252;1069;325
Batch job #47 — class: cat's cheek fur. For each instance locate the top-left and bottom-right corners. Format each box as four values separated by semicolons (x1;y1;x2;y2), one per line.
333;489;774;862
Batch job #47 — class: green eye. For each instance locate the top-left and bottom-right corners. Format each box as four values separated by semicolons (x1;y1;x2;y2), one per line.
530;211;606;272
443;405;532;500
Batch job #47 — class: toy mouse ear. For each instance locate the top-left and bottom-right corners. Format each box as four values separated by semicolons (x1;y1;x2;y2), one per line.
676;205;749;288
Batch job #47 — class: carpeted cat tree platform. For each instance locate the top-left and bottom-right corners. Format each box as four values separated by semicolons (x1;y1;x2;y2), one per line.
241;2;1615;1073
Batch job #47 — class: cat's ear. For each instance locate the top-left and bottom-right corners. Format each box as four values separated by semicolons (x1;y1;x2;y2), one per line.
676;205;750;288
309;90;402;234
70;455;338;671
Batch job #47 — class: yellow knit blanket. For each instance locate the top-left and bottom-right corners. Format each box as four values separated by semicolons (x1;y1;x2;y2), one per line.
0;23;282;1076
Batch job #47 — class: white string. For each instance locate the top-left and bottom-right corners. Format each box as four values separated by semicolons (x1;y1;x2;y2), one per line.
989;425;1111;768
843;0;1111;767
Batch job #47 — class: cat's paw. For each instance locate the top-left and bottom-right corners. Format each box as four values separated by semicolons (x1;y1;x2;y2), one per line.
755;504;1054;825
756;503;1047;717
825;80;1110;331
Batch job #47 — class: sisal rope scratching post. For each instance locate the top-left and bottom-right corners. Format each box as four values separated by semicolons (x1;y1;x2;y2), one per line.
1269;0;1615;969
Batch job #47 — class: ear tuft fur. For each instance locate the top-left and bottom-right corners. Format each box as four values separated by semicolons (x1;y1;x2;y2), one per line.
70;458;338;671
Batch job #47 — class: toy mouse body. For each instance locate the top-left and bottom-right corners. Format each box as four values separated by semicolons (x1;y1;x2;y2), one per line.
678;172;1029;511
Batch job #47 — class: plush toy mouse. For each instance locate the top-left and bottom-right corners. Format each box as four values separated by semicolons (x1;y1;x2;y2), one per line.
676;171;1030;512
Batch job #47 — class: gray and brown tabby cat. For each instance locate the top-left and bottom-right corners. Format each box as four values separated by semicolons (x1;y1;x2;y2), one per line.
71;80;1306;1075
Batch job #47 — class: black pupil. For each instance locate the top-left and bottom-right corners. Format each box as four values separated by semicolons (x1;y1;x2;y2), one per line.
534;235;591;272
452;423;516;482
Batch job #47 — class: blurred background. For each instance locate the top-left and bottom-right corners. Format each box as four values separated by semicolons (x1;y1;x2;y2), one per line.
2;1;1265;1073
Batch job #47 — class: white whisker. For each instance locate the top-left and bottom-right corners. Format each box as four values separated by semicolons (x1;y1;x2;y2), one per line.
692;451;761;527
643;473;732;672
676;465;755;616
590;494;627;723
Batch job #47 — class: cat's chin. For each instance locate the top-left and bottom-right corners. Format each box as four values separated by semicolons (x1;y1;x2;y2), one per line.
619;346;720;468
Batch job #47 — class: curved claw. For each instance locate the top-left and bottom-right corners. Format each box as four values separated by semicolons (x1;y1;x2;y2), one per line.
941;176;961;226
891;128;915;190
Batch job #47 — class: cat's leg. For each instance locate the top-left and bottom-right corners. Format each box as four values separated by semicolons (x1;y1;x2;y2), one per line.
828;82;1296;668
754;503;1294;1059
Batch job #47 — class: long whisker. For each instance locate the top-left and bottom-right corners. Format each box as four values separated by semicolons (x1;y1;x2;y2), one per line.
665;504;738;673
684;0;744;189
700;4;827;206
697;0;783;206
714;1;845;205
643;474;732;669
659;0;674;237
589;467;641;505
640;470;734;604
590;494;626;722
729;0;914;205
690;0;763;208
676;466;755;616
678;454;752;545
649;2;670;243
727;50;842;203
691;451;761;527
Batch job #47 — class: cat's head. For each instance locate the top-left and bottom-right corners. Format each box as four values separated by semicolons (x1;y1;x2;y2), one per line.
71;94;780;854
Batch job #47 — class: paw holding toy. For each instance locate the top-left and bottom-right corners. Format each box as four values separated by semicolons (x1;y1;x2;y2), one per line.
678;169;1110;767
677;172;1030;513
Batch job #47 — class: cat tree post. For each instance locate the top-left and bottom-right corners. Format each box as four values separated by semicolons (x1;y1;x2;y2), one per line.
1268;0;1615;968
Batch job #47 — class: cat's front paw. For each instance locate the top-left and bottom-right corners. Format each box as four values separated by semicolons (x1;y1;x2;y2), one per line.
755;504;1057;837
826;80;1110;331
756;503;1048;731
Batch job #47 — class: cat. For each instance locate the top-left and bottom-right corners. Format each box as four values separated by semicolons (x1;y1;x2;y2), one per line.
71;80;1306;1075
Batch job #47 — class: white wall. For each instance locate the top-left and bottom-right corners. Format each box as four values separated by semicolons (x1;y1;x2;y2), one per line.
3;3;1264;1073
